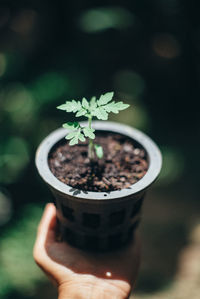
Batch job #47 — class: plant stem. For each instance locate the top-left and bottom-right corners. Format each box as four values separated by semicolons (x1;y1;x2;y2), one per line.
88;116;94;161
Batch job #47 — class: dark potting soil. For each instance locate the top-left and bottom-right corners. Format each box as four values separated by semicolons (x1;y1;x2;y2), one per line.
48;132;149;192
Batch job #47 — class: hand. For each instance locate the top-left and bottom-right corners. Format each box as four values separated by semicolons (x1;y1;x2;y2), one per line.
33;203;141;299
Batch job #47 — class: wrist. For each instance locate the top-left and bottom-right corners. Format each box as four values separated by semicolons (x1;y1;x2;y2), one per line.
58;278;130;299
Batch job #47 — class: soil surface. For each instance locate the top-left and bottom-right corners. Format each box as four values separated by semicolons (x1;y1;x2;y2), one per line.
48;132;149;192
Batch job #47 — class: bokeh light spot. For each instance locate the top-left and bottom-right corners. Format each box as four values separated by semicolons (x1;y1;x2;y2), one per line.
79;7;134;33
152;33;181;59
0;204;45;296
158;146;185;185
2;83;36;125
113;70;145;97
190;223;200;245
0;53;7;77
0;137;30;184
30;72;68;104
10;9;38;35
0;189;12;226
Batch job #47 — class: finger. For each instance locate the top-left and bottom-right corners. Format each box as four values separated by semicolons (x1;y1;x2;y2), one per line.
33;203;56;264
37;203;57;242
33;203;69;284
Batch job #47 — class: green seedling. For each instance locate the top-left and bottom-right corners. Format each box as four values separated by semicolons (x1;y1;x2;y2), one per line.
57;92;129;160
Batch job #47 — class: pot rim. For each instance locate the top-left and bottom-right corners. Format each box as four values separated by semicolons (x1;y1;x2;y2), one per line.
35;121;162;200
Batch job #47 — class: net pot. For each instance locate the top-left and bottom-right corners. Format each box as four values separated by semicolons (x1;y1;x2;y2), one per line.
35;121;162;251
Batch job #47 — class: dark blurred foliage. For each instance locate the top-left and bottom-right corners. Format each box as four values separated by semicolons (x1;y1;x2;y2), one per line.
0;1;199;298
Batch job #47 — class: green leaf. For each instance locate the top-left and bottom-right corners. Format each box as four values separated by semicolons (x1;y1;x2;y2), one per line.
90;96;97;110
57;104;69;110
104;101;130;114
83;127;95;139
82;97;89;109
92;106;108;120
66;130;85;145
115;102;130;110
78;133;86;142
62;122;80;130
97;92;114;106
95;144;103;159
57;100;82;113
76;108;87;117
69;136;79;145
69;130;80;145
65;131;78;140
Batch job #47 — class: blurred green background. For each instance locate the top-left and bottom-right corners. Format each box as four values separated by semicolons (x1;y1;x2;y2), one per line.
0;1;199;298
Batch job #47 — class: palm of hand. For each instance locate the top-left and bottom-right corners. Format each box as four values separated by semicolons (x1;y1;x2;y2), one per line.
34;204;140;298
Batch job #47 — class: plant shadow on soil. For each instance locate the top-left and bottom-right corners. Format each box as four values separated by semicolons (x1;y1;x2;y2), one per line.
69;188;88;196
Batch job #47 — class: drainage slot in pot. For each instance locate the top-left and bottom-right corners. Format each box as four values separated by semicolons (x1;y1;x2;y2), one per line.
82;213;100;228
109;210;125;227
131;198;143;217
61;204;75;221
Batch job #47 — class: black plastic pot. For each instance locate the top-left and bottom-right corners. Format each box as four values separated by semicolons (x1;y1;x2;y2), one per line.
35;121;162;251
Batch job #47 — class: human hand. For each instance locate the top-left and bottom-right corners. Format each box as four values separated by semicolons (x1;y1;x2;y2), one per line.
33;203;141;299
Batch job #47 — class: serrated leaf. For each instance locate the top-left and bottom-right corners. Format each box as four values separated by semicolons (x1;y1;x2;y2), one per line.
97;92;114;106
92;106;108;120
57;100;81;113
83;127;95;139
82;97;89;109
69;136;79;145
57;104;69;110
78;133;86;142
115;102;130;110
68;130;81;145
95;144;103;159
76;108;87;117
90;96;97;110
65;131;78;140
66;130;85;145
62;122;80;130
103;101;130;114
103;101;118;113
